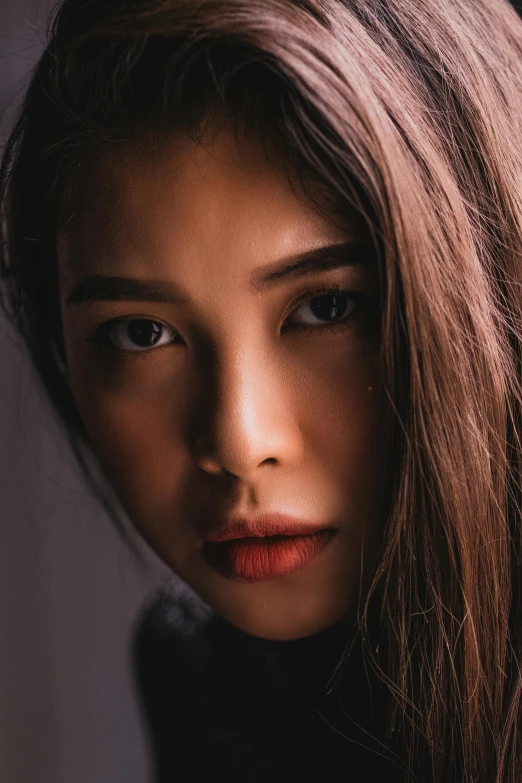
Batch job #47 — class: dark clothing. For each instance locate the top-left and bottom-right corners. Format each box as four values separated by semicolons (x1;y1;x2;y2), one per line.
133;577;403;782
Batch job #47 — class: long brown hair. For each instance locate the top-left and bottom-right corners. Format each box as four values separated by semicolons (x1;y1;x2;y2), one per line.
1;1;521;780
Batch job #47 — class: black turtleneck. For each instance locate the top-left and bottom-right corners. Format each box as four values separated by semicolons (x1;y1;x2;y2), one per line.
133;577;403;782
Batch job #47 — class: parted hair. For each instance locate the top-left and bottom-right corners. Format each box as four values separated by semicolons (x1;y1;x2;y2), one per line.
1;1;522;780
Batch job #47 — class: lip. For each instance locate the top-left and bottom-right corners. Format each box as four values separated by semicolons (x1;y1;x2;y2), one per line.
202;513;338;582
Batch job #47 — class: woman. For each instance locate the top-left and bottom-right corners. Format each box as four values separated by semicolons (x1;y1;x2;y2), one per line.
1;0;521;780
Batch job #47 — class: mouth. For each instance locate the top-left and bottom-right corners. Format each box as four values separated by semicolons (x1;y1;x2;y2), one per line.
202;528;338;582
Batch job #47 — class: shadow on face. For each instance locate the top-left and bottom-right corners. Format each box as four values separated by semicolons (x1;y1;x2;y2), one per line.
57;126;388;640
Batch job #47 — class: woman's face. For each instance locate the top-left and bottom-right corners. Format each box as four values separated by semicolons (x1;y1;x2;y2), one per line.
57;128;387;640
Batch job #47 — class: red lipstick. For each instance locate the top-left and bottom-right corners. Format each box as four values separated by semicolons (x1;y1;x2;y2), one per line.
202;513;337;582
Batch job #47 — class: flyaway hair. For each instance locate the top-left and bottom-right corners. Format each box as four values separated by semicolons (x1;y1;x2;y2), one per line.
1;1;521;780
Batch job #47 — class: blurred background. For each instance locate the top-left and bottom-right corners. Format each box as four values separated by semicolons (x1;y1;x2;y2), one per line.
0;4;168;782
1;1;522;782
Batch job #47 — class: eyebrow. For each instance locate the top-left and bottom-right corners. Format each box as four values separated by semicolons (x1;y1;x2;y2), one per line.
66;240;376;307
252;240;375;288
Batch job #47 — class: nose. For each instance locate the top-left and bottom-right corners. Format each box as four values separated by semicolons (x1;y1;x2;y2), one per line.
191;342;304;479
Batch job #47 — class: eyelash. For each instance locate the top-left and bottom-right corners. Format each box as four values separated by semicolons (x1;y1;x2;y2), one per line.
284;283;363;334
87;283;366;353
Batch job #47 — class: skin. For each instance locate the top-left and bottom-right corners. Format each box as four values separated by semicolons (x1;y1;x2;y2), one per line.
57;127;388;640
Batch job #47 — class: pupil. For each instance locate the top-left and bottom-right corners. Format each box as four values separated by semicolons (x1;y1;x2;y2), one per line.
128;320;162;347
311;295;347;321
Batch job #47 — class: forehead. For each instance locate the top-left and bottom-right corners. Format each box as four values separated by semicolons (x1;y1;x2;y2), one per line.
57;130;367;287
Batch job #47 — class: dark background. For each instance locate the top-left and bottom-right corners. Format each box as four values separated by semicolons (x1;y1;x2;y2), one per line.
0;6;166;781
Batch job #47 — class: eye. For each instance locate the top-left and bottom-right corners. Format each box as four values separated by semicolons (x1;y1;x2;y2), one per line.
89;318;178;352
285;285;361;331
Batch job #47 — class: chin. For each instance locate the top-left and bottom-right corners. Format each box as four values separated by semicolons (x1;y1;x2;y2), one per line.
194;571;355;641
225;612;346;642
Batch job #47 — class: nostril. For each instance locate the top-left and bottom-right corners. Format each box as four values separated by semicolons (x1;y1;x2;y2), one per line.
195;454;223;475
259;457;278;467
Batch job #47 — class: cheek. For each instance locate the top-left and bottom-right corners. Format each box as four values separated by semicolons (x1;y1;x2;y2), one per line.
64;346;195;525
296;352;384;503
290;324;382;452
285;328;387;575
